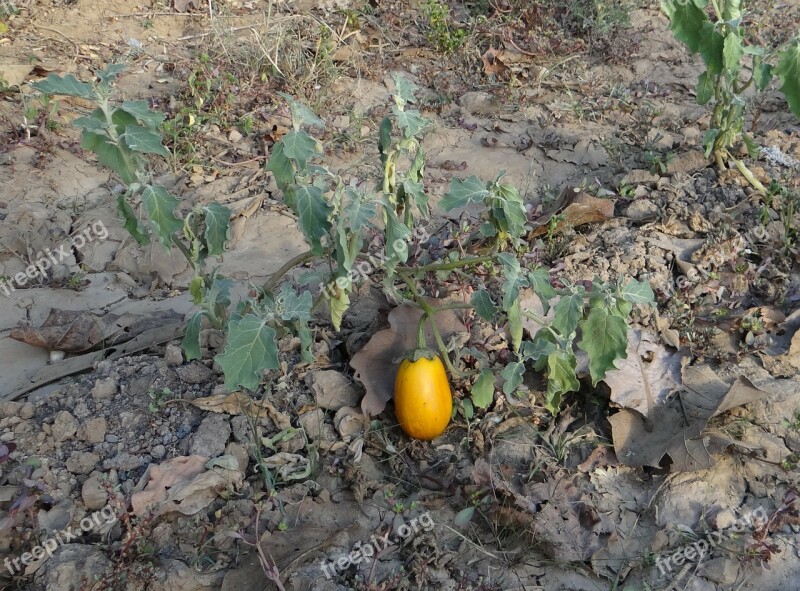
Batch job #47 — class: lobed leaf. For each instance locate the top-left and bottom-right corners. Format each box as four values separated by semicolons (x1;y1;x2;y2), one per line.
216;315;279;391
182;312;204;361
775;41;800;118
285;184;332;256
141;185;182;246
471;288;497;322
578;301;629;385
202;203;231;256
471;370;495;408
121;125;171;157
660;0;707;54
119;100;166;130
31;73;96;100
440;176;490;211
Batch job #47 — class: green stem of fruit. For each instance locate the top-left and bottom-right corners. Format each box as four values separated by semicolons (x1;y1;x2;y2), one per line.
395;255;493;274
397;270;468;378
416;312;427;349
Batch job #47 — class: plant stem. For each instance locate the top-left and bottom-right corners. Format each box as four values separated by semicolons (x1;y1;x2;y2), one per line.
395;255;493;274
416;312;427;349
263;250;315;292
731;155;768;194
397;270;468;377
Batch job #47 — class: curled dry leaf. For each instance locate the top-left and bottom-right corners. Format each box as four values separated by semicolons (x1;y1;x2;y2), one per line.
350;304;467;417
529;186;614;238
189;392;292;430
610;366;768;471
131;455;243;517
334;406;368;438
9;309;183;353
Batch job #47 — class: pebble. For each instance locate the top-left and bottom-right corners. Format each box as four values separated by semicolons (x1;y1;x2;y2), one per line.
91;378;118;400
52;411;79;443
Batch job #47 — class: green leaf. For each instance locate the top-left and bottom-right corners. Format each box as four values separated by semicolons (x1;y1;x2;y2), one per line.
207;277;232;310
527;267;556;314
551;293;583;337
392;73;419;105
276;91;324;129
202;203;230;256
490;183;527;239
97;64;126;85
121;125;170;157
141;185;182;246
216;315;279;391
119;100;166;130
72;115;105;133
471;288;497;322
508;297;523;353
696;71;714;105
577;301;629;385
775;41;800;118
31;73;95;99
522;333;557;361
698;23;724;74
384;206;411;264
660;0;707;54
501;362;525;397
182;312;203;361
497;252;527;310
392;106;428;139
545;350;579;414
117;194;149;244
454;507;475;527
378;116;393;165
296;321;314;364
440;176;490;211
285;184;332;255
620;278;655;305
723;32;744;75
275;283;313;322
343;189;377;230
753;60;773;91
408;146;425;183
401;180;429;218
722;0;741;21
741;132;759;158
471;370;495;408
702;128;720;158
281;130;322;166
82;132;141;184
266;142;295;192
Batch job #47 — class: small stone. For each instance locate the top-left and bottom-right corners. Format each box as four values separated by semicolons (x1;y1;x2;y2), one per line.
82;475;108;510
712;508;737;530
66;451;100;475
78;418;107;444
103;453;143;471
91;378;118;400
304;371;361;411
19;402;34;420
0;402;22;419
175;363;214;385
35;545;111;589
0;431;14;442
224;442;249;472
698;557;739;585
37;502;72;533
298;408;326;441
52;411;79;443
228;129;243;143
667;149;709;175
621;169;660;186
458;91;500;116
165;343;183;366
105;434;119;443
231;416;252;443
189;415;231;458
624;199;659;222
151;444;167;460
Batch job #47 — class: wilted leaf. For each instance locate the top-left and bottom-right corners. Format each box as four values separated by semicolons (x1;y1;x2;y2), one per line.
351;304;468;416
610;367;767;471
529;187;614;238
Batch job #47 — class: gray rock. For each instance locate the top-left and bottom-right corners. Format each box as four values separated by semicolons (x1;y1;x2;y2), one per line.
37;502;72;533
189;414;231;458
19;402;34;420
35;544;111;590
165;343;184;366
624;199;660;222
77;418;107;444
52;411;79;443
231;416;253;443
176;363;214;385
305;371;360;411
149;558;225;591
299;408;326;441
66;452;100;475
698;557;739;585
0;402;22;419
103;452;143;471
458;91;500;116
90;377;118;400
151;444;167;460
224;442;249;473
81;475;108;510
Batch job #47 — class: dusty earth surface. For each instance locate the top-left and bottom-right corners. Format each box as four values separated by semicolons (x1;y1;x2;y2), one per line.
1;0;800;590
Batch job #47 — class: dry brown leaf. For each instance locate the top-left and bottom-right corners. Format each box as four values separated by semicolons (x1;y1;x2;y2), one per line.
132;455;211;517
350;304;467;417
603;329;684;419
529;187;614;238
610;368;768;471
481;47;510;76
